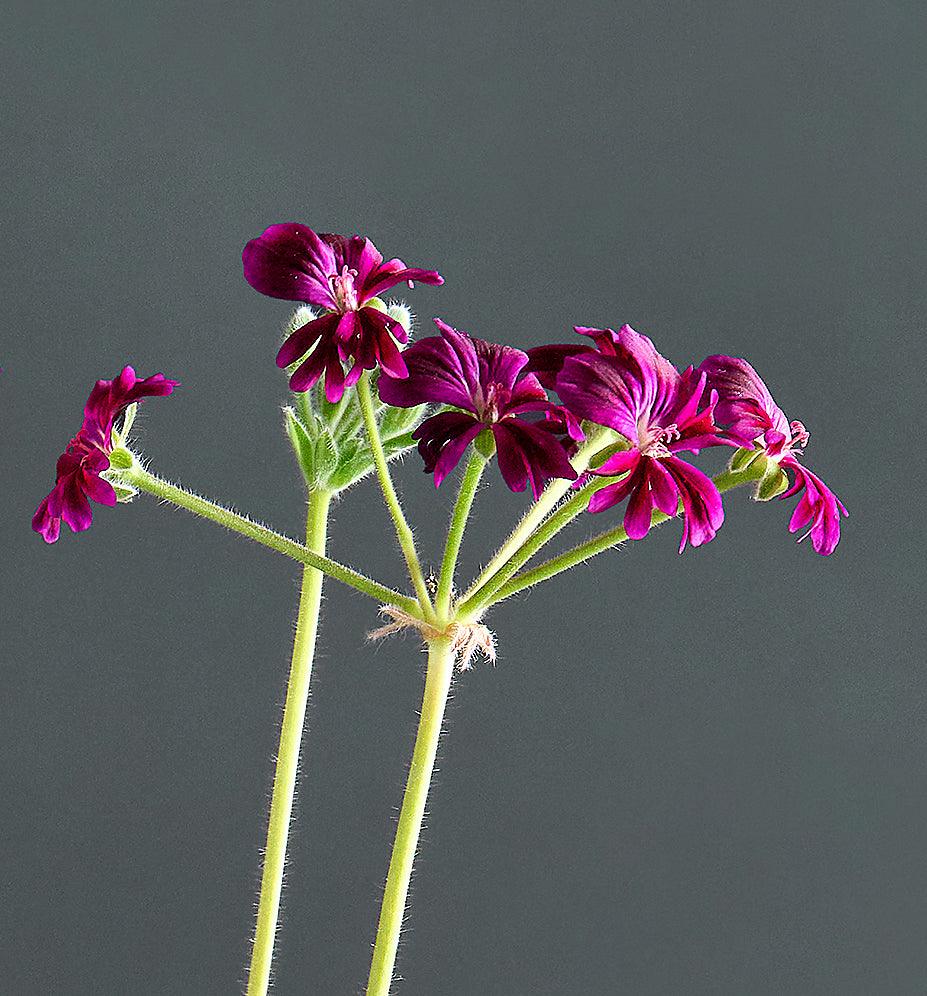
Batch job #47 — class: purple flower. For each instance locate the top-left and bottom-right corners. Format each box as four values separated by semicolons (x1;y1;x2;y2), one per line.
554;325;728;551
525;325;623;388
699;355;847;555
378;319;581;497
242;224;443;401
32;366;177;543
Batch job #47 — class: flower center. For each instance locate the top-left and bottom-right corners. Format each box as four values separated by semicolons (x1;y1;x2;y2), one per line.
330;265;360;312
639;419;680;458
764;420;810;460
473;382;509;424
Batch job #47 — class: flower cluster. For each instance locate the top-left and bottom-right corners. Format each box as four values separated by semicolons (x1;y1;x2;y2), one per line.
34;223;845;558
32;367;177;543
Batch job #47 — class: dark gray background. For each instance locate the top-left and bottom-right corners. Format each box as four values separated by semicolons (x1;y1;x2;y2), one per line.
2;1;924;993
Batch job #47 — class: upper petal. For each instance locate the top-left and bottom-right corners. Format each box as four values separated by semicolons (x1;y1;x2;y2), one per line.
361;257;444;301
698;354;790;438
378;322;480;412
242;223;338;308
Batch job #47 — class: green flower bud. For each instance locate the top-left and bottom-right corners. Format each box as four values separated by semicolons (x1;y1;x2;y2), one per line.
386;301;414;337
379;402;427;439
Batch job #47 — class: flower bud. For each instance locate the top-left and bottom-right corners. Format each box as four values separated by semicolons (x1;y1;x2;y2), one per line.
386;301;414;338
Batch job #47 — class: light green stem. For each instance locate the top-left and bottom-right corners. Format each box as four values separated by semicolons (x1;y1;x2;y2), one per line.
457;479;609;617
124;464;420;615
435;450;487;618
459;427;612;601
484;467;760;605
247;489;331;996
355;376;435;620
366;636;456;996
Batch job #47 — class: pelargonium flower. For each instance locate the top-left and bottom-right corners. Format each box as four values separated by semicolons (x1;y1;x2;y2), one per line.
554;325;728;550
242;224;443;401
699;355;847;555
378;319;581;497
525;325;623;388
32;366;177;543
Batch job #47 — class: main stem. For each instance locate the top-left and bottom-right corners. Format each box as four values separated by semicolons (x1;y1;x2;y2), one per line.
355;376;435;620
366;636;456;996
247;489;332;996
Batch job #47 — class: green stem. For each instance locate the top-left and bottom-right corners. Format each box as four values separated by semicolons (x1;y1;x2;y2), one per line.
459;427;613;601
457;480;607;617
484;467;760;605
355;376;435;620
435;450;487;618
366;636;456;996
246;488;331;996
124;464;420;615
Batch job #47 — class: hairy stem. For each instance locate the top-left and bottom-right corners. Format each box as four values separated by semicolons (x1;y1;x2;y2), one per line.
435;450;487;618
124;464;420;615
460;427;613;601
457;479;609;617
356;376;435;620
484;466;761;605
366;636;456;996
247;488;331;996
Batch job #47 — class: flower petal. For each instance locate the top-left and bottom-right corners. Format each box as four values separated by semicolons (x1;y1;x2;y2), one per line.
242;223;338;308
493;420;577;499
276;312;339;369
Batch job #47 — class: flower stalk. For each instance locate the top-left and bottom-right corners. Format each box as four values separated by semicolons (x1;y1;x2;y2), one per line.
355;375;436;620
247;488;331;996
366;635;457;996
436;448;488;618
123;464;420;614
478;464;766;608
460;425;613;600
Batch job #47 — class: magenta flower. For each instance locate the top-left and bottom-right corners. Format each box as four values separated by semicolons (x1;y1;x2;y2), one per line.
32;366;177;543
699;355;847;555
554;325;728;550
525;325;623;388
242;224;443;401
378;319;581;497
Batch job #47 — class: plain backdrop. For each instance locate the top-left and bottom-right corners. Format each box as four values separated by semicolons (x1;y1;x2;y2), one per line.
2;2;924;993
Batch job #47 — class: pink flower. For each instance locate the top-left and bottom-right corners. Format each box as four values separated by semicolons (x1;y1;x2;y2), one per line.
242;224;443;400
378;319;581;497
554;326;729;551
32;367;177;543
699;355;847;555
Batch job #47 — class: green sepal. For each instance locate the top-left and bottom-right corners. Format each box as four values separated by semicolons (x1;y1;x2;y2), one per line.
730;446;764;473
755;463;789;501
100;469;138;503
313;429;339;479
284;406;319;485
379;402;427;438
108;447;134;470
